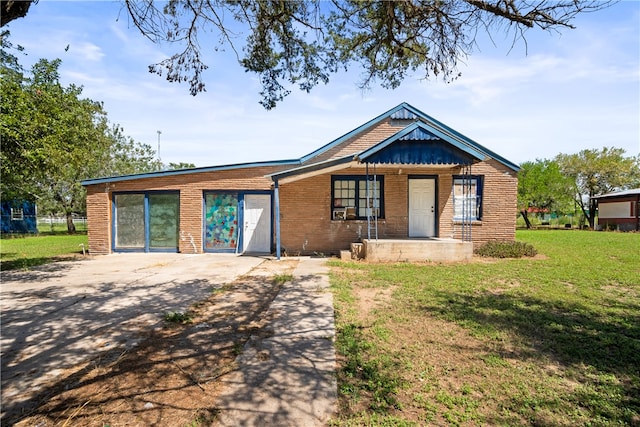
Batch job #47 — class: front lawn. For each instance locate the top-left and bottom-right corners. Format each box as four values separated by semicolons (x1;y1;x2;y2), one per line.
329;230;640;426
0;233;88;271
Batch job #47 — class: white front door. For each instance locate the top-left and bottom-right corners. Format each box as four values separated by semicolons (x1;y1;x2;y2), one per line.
244;194;271;253
409;179;436;237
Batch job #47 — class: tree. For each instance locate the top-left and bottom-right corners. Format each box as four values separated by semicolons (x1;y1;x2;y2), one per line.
556;148;640;229
1;0;612;109
100;125;163;177
517;159;573;229
1;35;163;233
1;0;33;27
166;162;196;170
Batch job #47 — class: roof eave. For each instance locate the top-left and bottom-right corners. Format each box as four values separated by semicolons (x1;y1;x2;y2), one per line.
81;159;301;186
298;102;415;164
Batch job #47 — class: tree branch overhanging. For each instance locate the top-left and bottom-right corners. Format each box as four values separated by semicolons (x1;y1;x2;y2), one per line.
31;0;614;109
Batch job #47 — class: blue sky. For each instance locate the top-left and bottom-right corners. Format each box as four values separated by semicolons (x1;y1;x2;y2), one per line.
6;1;640;168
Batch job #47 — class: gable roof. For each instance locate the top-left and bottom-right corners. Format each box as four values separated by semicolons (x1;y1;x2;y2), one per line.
82;102;518;186
356;121;486;165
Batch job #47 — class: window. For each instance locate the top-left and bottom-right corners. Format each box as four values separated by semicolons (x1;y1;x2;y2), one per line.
113;192;180;251
10;208;24;221
453;176;483;220
332;176;384;220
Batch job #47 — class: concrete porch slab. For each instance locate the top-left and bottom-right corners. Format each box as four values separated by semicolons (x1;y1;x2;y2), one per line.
362;238;473;263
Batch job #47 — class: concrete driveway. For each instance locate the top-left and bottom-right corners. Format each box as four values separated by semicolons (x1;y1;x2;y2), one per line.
0;253;263;419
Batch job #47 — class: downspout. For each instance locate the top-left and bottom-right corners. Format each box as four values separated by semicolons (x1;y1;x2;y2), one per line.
274;179;281;260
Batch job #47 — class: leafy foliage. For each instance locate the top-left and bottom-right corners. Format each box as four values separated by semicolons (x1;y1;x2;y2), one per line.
517;159;574;228
122;0;611;108
163;310;194;324
1;33;163;232
556;147;640;229
474;240;537;258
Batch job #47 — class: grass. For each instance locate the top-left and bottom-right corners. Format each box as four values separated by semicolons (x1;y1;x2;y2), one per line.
273;273;294;284
0;233;88;270
329;230;640;426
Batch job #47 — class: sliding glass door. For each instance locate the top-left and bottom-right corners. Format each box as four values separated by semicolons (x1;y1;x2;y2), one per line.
114;194;145;249
113;192;179;252
149;193;180;250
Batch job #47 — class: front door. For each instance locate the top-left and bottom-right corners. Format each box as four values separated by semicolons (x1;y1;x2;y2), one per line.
243;194;271;253
409;178;436;237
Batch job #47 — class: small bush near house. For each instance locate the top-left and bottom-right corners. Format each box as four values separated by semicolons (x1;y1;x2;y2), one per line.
474;240;537;258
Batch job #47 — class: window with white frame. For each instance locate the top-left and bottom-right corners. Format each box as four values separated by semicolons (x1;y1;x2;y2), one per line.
453;176;483;220
332;176;384;220
11;207;24;221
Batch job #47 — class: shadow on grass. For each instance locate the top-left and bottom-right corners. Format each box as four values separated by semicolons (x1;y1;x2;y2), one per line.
421;290;640;423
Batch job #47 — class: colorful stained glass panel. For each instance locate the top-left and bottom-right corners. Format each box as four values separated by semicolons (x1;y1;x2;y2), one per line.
204;193;239;250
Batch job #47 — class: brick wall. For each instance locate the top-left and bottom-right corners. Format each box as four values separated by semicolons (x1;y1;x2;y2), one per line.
85;186;112;255
278;160;518;254
440;159;518;246
84;166;282;254
308;119;406;164
86;159;517;255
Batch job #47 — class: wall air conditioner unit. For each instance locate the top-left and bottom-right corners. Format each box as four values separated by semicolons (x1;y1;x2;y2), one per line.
333;209;346;220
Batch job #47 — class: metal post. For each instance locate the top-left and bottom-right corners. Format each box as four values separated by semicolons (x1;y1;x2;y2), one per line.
373;163;378;240
366;163;371;240
274;179;281;260
157;130;162;163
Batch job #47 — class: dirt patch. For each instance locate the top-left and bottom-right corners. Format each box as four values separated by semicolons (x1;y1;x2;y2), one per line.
7;259;299;427
354;286;395;319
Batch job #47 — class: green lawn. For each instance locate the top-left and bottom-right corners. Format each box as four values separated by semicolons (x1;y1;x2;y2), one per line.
329;230;640;426
0;233;88;271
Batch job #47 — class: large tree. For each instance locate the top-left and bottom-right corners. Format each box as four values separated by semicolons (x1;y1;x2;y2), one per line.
1;36;161;232
556;148;640;229
2;0;612;108
517;159;574;229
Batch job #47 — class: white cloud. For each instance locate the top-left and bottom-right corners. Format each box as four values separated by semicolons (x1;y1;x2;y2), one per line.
70;41;104;61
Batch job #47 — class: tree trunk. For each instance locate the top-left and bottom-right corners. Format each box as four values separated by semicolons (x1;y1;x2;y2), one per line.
588;198;597;229
66;212;76;234
520;210;532;229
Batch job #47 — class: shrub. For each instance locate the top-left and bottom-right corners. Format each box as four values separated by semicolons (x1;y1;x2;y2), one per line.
164;311;194;324
474;240;537;258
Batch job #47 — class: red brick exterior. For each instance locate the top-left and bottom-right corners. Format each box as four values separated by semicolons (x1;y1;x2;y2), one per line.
278;161;517;255
84;166;283;255
84;117;518;255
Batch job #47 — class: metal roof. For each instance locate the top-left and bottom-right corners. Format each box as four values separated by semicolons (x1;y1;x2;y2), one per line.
356;122;486;165
592;188;640;199
81;102;519;186
390;107;419;120
81;159;299;186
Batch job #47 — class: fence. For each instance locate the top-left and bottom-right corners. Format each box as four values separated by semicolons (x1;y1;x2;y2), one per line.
37;216;88;232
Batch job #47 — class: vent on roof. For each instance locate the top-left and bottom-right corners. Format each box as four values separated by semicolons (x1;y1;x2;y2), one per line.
390;108;418;120
399;127;439;141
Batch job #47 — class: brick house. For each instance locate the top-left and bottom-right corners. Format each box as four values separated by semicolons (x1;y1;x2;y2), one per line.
81;103;519;258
